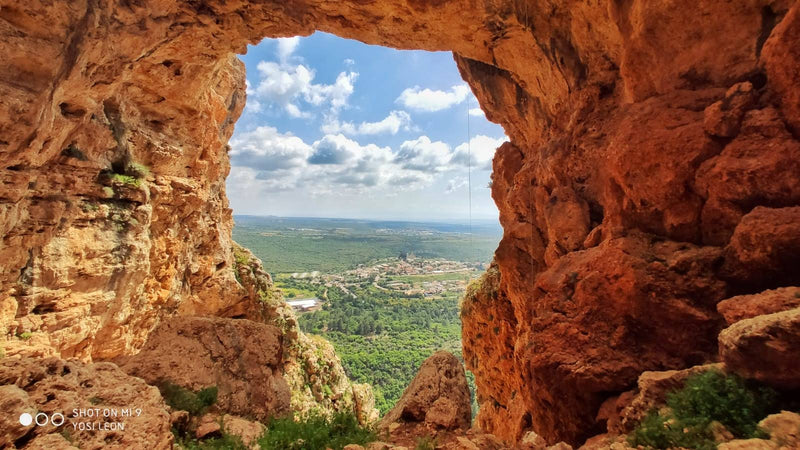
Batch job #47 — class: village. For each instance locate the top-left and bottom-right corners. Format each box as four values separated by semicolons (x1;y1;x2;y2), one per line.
283;255;480;312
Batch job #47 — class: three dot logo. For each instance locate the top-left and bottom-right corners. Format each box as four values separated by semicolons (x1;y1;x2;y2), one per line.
19;412;64;427
18;413;32;426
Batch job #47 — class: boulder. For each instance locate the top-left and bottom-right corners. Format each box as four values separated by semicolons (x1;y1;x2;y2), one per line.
195;414;222;439
115;315;290;421
220;414;267;447
703;82;757;138
720;207;800;287
717;287;800;325
719;308;800;389
612;364;722;433
762;2;800;135
760;411;800;447
519;431;548;449
381;351;471;430
0;357;172;449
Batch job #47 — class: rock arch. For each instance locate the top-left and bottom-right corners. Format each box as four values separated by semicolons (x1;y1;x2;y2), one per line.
2;0;799;446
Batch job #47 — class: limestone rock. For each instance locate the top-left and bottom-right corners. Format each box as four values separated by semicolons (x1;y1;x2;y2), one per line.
519;431;548;449
720;207;800;287
1;0;799;447
578;434;635;450
762;2;800;135
195;414;222;439
0;385;36;448
717;287;800;325
0;357;172;449
718;439;778;450
115;315;291;421
719;308;800;389
760;411;800;448
547;444;574;450
697;108;800;246
23;434;79;450
704;82;757;138
514;234;725;442
456;436;480;450
220;414;267;447
613;364;722;433
381;351;471;431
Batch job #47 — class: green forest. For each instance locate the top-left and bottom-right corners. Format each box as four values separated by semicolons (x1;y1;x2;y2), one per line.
234;216;498;415
233;216;500;273
287;277;471;413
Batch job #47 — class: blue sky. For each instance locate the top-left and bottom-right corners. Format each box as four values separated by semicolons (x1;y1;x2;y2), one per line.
227;32;507;222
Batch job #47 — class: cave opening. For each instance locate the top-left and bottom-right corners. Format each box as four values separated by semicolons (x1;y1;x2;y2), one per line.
228;32;506;416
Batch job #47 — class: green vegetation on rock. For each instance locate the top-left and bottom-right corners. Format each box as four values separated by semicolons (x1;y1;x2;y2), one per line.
158;382;218;416
629;370;778;450
110;173;142;187
175;430;247;450
258;411;376;450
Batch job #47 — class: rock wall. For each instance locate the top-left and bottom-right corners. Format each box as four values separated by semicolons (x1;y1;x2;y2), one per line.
1;0;799;447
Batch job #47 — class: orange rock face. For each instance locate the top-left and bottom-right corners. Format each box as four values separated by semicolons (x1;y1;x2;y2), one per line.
0;357;173;449
381;351;472;431
115;315;291;421
1;0;800;447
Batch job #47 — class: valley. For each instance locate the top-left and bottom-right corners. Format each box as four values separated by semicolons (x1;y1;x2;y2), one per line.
233;215;501;413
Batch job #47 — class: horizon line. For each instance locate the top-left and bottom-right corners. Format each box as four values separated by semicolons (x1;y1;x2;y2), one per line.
232;213;501;224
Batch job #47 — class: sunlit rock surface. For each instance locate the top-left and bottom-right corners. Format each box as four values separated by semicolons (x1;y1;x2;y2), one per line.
1;0;799;447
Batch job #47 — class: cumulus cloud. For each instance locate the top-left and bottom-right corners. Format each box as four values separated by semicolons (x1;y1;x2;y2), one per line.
450;135;508;170
468;107;485;117
250;60;357;119
395;136;452;173
276;37;300;62
322;110;412;136
445;177;469;194
229;126;313;172
396;84;470;112
230;128;452;195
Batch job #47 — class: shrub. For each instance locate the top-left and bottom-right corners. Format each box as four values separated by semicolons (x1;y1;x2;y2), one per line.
258;411;376;450
126;162;150;178
158;382;218;416
629;370;778;449
174;428;247;450
17;332;32;340
110;173;141;187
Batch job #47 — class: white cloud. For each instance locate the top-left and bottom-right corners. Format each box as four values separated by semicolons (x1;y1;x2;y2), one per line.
396;84;470;112
445;177;469;194
468;107;485;117
396;136;452;173
251;61;357;118
305;71;358;112
276;37;300;62
230;128;445;196
322;110;412;136
229;126;313;172
450;135;508;170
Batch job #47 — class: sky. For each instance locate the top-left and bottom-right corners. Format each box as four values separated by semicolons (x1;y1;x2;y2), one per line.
226;32;508;222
